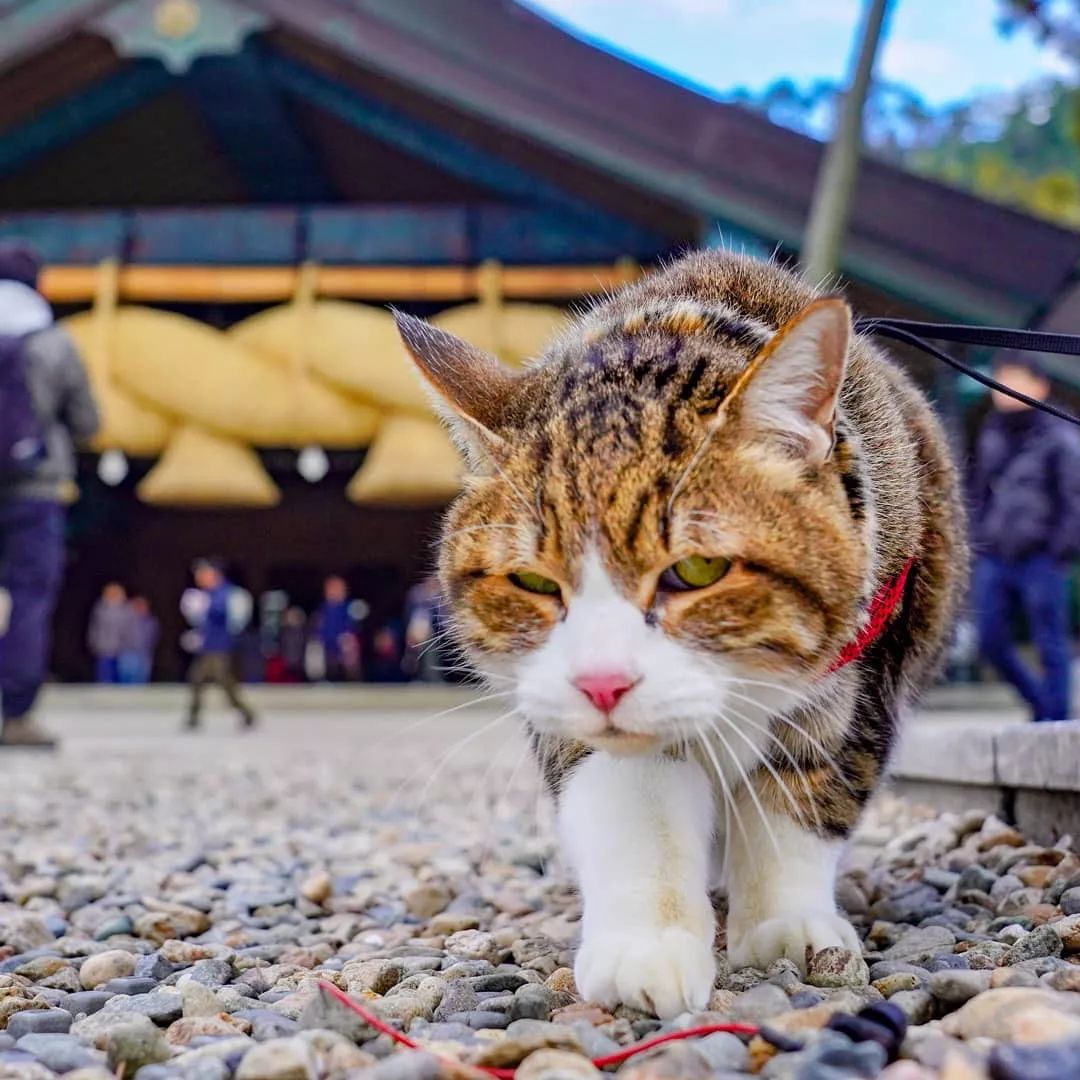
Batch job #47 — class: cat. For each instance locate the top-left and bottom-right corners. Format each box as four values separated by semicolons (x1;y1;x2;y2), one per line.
395;250;967;1018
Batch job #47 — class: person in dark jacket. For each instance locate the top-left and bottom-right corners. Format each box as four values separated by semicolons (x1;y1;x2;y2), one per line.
970;354;1080;722
0;243;100;746
181;558;257;730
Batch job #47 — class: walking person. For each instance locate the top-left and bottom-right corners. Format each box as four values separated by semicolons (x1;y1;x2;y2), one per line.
181;558;257;730
0;243;99;747
971;354;1080;723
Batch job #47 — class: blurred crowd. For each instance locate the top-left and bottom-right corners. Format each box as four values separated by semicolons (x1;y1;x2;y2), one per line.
85;565;448;690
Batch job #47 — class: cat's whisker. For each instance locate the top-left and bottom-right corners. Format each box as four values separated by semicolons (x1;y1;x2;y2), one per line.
399;707;521;817
692;726;738;883
703;716;783;863
717;701;824;834
711;707;812;833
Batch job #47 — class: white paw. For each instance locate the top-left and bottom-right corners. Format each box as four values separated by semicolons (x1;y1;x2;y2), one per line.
574;926;716;1018
728;911;860;973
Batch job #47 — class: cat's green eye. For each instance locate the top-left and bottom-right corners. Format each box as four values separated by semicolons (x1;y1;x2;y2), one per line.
661;555;732;591
509;571;561;596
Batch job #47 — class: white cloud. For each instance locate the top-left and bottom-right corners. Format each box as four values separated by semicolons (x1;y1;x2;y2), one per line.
878;38;955;83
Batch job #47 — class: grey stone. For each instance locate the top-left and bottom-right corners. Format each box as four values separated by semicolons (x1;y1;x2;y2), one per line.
469;973;528;993
63;991;115;1017
730;983;791;1023
103;978;158;997
990;1037;1080;1080
881;925;957;963
957;865;998;895
6;1007;73;1037
927;968;992;1009
433;980;479;1021
889;989;935;1024
1002;924;1063;965
359;1052;442;1080
1060;887;1080;916
297;986;378;1044
133;954;175;982
94;916;135;941
101;990;183;1026
694;1032;748;1072
509;984;568;1022
451;1010;509;1029
185;959;233;988
923;868;960;892
231;1009;300;1042
14;1032;101;1072
105;1020;172;1079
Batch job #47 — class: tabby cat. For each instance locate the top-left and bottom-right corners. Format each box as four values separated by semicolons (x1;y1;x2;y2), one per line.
396;251;966;1018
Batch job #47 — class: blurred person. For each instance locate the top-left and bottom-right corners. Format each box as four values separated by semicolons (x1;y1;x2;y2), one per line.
368;623;406;683
0;243;99;747
118;595;158;685
971;355;1080;722
310;575;359;682
87;581;129;683
181;558;256;730
278;606;308;683
403;575;445;682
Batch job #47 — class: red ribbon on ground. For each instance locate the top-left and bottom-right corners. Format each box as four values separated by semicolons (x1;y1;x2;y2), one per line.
316;981;760;1078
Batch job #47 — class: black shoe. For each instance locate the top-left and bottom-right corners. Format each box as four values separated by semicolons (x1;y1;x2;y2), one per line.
240;712;257;731
184;715;201;732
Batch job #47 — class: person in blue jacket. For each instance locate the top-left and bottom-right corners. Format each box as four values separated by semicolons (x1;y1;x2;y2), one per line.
181;558;256;730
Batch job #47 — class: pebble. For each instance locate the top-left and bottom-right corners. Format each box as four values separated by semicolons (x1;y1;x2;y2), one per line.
444;930;501;964
990;1037;1080;1080
101;990;183;1025
80;951;136;990
806;947;870;988
13;1032;101;1072
928;968;992;1009
1001;924;1063;964
515;1048;601;1080
104;978;159;997
234;1038;316;1080
10;738;1080;1080
104;1020;172;1078
64;991;115;1017
6;1006;73;1038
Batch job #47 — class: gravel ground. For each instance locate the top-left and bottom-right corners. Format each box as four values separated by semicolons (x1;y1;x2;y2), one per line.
0;701;1078;1080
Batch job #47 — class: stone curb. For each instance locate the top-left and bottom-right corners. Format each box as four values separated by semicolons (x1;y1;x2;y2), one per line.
892;721;1080;842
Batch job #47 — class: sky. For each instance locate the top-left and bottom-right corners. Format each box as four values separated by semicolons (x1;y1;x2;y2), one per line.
525;0;1076;109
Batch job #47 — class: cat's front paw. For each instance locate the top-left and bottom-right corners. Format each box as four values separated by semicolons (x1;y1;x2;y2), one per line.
728;912;860;973
575;927;715;1018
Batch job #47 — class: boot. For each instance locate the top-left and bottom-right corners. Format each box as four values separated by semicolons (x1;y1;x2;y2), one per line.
0;715;57;749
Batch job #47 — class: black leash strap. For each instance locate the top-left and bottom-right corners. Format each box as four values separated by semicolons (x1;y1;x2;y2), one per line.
852;317;1080;428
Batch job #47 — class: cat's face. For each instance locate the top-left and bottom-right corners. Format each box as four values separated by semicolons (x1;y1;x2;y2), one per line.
398;299;868;755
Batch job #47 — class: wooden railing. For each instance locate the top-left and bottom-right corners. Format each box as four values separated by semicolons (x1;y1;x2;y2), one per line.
40;261;642;305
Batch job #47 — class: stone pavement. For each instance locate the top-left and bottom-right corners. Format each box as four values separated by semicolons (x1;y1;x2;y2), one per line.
0;687;1078;1079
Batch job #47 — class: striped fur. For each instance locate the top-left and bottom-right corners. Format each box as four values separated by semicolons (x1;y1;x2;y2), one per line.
401;250;967;839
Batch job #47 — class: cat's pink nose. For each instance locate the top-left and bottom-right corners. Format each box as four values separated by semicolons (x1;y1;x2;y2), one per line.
573;672;637;713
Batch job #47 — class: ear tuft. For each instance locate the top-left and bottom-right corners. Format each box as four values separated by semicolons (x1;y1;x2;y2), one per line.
725;297;851;466
394;310;518;469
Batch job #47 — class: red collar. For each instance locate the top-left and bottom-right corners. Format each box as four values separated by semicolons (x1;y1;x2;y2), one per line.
827;558;915;674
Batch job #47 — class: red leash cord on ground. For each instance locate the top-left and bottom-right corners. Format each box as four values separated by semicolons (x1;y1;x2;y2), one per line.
317;981;760;1077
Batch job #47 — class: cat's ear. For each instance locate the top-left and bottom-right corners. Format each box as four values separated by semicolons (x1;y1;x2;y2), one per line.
721;297;850;466
394;312;517;468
